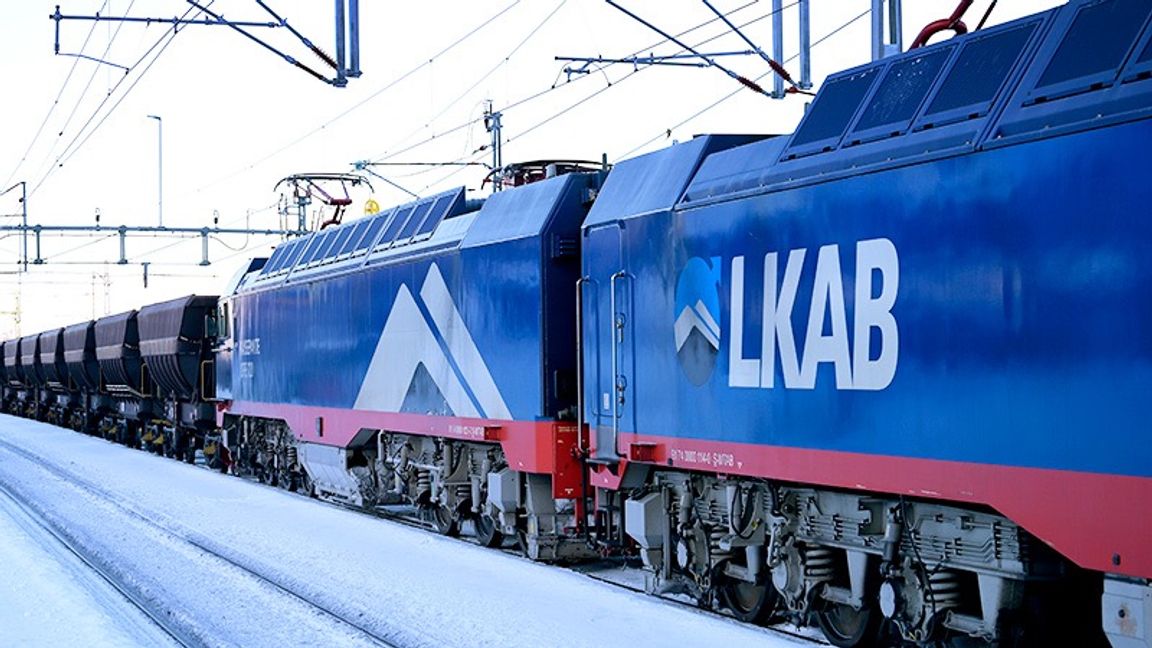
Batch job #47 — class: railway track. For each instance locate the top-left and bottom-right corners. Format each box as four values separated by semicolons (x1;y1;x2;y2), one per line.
0;436;401;648
0;479;192;647
372;509;828;646
276;465;830;646
569;563;828;646
0;432;824;647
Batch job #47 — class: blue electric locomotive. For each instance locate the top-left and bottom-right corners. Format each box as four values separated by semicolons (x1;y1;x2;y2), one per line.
581;1;1152;646
216;171;602;559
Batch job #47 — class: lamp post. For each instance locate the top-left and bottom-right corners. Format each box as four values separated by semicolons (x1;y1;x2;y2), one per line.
146;114;163;227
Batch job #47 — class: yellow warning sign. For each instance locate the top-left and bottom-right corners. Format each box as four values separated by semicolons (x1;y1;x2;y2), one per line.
365;198;381;215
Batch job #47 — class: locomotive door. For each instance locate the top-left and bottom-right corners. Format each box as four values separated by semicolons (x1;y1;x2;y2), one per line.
582;221;635;462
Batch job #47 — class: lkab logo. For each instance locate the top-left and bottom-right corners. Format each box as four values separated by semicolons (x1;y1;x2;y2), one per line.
675;238;900;391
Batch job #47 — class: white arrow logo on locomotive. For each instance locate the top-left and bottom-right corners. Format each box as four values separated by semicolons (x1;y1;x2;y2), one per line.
673;256;723;386
354;263;512;419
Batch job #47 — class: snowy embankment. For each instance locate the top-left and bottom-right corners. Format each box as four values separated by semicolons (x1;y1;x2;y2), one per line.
0;482;178;647
0;415;806;648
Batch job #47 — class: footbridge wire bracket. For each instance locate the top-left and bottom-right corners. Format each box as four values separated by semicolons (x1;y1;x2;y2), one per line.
555;51;755;81
50;1;362;86
570;1;815;99
566;0;909;97
602;0;778;98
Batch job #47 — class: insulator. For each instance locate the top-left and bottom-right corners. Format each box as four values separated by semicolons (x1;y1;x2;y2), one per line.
803;546;836;582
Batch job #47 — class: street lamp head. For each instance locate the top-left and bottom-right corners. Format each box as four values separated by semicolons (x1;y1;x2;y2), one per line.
147;114;161;121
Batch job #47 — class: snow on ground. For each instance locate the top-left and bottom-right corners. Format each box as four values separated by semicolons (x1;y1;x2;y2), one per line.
0;486;178;648
0;414;809;648
0;424;409;646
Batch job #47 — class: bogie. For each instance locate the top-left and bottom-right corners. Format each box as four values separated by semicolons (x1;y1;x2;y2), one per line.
615;471;1109;647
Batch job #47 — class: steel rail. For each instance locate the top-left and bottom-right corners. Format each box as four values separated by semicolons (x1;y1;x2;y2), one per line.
0;479;200;648
0;437;402;648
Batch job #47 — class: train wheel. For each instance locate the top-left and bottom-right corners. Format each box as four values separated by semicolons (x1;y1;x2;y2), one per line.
514;519;536;559
815;601;885;648
423;504;460;537
119;424;135;447
287;470;314;497
473;513;504;548
716;574;779;625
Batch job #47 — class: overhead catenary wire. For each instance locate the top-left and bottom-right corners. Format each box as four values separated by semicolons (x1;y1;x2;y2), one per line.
447;3;797;193
34;1;139;176
416;148;495;194
394;0;838;189
2;1;110;190
29;1;208;199
698;0;812;95
118;201;280;261
546;0;766;89
613;6;872;161
185;0;331;84
19;201;281;267
503;4;793;152
206;0;765;192
252;0;339;70
34;232;119;262
34;29;177;195
369;0;775;167
370;159;490;181
975;0;1000;31
379;0;570;162
11;3;519;276
369;3;784;203
188;1;524;199
50;5;195;172
604;0;775;97
27;0;140;191
25;2;872;268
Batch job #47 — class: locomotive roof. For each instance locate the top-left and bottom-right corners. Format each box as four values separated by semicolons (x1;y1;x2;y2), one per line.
249;186;468;289
678;0;1152;208
237;170;600;295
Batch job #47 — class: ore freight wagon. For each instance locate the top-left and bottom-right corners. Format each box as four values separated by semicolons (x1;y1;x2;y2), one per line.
2;298;218;456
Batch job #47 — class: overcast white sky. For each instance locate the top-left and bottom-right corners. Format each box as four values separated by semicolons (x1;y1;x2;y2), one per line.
0;0;1060;337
